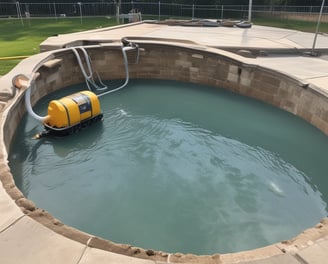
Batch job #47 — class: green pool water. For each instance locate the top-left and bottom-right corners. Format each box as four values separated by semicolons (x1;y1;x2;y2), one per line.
9;79;328;254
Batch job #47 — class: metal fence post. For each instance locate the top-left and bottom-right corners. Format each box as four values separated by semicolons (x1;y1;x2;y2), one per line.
78;2;82;24
248;0;252;22
116;0;120;24
16;1;24;26
192;4;194;20
158;1;161;21
221;5;224;19
311;0;326;56
53;2;57;19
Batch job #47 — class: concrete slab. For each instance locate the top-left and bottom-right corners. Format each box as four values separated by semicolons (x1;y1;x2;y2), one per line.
288;32;328;49
239;253;300;264
0;216;85;264
254;56;328;80
41;23;162;48
0;182;24;232
79;247;156;264
142;25;301;49
38;22;328;95
308;77;328;96
40;23;328;51
296;238;328;264
220;245;283;264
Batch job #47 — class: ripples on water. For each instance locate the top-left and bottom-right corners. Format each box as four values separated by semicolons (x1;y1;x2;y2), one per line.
9;80;328;254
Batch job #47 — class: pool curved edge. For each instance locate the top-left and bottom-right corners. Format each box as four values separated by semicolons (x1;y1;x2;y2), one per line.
1;42;328;264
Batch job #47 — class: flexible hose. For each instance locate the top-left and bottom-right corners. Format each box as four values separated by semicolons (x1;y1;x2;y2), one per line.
22;53;56;122
72;44;139;96
71;47;93;79
72;46;108;91
23;43;139;123
97;46;136;97
24;82;48;122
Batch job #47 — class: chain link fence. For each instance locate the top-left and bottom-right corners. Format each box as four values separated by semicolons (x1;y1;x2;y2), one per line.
0;2;327;22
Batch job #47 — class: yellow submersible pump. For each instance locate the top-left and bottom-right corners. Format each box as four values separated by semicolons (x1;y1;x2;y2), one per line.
13;38;139;138
43;90;103;137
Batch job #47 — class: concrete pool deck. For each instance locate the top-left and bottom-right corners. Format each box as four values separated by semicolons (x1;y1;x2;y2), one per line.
1;21;328;263
40;21;328;95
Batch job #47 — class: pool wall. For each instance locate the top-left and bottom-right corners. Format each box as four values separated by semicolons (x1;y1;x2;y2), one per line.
7;43;328;141
2;42;328;263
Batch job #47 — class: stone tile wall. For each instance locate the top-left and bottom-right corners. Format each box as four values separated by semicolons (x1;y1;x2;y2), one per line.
5;43;328;152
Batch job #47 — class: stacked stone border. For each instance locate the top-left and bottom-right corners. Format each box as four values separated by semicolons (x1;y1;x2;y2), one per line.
1;41;328;263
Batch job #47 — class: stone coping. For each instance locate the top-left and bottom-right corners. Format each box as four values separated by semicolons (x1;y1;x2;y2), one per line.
1;22;328;263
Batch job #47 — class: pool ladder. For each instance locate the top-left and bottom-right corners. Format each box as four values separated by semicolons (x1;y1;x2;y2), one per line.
72;38;140;97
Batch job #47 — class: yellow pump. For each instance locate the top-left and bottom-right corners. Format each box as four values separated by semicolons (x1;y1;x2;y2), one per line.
43;91;103;136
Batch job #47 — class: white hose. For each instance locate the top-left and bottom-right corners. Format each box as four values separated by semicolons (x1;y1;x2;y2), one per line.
24;82;48;122
72;46;108;91
97;46;135;97
23;43;139;123
71;47;93;79
72;45;138;96
21;54;56;122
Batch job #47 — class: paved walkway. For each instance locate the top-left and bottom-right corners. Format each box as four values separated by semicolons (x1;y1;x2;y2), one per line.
1;21;328;263
41;22;328;95
43;22;328;50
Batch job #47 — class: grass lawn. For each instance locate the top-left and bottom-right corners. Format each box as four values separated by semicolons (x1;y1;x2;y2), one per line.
0;17;117;75
253;16;328;33
0;15;327;75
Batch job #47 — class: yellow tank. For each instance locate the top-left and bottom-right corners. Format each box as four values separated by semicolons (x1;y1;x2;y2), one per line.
45;90;102;129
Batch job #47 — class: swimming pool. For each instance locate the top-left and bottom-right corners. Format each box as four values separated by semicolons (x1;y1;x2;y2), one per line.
9;79;328;254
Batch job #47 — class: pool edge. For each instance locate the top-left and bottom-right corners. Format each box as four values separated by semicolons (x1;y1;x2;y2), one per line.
2;25;328;263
